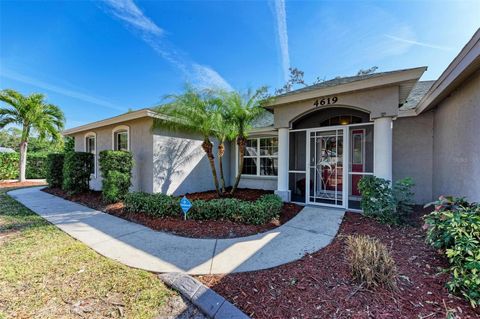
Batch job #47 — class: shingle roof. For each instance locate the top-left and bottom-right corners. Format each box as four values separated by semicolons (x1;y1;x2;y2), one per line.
400;80;435;111
275;68;423;99
251;111;274;128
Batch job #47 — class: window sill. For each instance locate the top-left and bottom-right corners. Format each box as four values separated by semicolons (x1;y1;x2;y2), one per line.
240;175;278;180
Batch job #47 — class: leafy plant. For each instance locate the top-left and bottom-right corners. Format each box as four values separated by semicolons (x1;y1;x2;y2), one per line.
62;152;93;194
358;176;415;225
0;153;18;180
124;193;282;225
424;203;480;307
393;177;415;222
358;176;397;224
346;234;397;290
0;89;65;181
46;153;65;188
124;192;180;218
99;150;133;203
424;195;469;213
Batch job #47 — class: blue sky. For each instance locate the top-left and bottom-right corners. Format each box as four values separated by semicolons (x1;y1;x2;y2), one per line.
1;0;479;128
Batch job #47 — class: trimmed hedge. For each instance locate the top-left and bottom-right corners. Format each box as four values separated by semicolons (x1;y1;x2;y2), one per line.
99;150;134;203
124;192;282;225
0;152;18;180
46;153;65;187
62;152;93;193
424;197;480;307
26;153;48;179
0;152;48;180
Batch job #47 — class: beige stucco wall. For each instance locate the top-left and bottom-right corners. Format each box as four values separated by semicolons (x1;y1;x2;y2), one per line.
73;117;154;192
152;129;230;195
272;86;399;128
393;111;434;204
432;69;480;202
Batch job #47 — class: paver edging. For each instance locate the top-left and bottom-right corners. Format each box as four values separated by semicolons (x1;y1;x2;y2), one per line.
159;273;250;319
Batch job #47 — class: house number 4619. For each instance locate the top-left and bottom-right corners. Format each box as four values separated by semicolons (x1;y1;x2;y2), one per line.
313;96;338;107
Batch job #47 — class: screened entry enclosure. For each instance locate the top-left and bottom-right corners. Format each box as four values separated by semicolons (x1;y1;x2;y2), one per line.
288;108;374;210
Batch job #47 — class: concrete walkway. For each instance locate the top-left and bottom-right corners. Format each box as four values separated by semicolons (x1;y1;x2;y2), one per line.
8;187;345;275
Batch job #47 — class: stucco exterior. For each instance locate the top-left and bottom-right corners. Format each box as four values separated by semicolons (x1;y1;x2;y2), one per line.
272;86;400;128
432;69;480;202
73;117;154;192
152;129;230;195
393;111;434;204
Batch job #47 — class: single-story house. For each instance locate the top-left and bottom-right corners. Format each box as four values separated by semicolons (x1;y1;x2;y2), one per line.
63;29;480;210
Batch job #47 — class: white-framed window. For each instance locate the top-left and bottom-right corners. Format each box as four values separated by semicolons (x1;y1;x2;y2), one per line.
84;132;96;177
241;137;278;176
112;125;130;151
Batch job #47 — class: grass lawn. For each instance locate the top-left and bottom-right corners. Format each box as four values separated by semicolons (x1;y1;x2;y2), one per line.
0;187;176;319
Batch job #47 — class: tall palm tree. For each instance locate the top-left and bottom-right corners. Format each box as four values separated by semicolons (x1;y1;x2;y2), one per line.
0;89;65;182
153;85;223;195
221;87;272;195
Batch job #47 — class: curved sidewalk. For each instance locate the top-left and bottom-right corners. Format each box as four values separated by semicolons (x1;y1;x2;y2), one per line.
8;187;344;275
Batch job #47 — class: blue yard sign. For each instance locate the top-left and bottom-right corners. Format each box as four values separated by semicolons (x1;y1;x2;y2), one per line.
180;196;192;220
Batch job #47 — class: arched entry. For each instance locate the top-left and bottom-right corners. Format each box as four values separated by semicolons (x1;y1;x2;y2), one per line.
288;107;374;209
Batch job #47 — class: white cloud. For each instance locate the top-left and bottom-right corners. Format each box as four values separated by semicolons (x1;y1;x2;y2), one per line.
0;67;124;111
385;34;454;51
272;0;290;82
103;0;163;36
101;0;232;90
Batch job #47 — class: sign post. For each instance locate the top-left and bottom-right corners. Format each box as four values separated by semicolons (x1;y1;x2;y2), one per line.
180;196;192;220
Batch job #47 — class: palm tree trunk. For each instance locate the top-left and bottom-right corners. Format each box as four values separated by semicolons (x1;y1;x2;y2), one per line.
218;141;226;194
19;140;28;182
202;138;221;196
231;136;246;195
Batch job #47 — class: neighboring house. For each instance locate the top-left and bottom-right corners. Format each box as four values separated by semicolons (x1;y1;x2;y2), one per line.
63;29;480;210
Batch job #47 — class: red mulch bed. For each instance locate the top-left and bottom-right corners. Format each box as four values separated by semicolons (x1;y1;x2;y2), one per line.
0;181;47;189
197;211;480;319
42;188;303;239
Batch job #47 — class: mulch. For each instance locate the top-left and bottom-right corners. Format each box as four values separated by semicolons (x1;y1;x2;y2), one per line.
42;188;303;239
0;181;47;189
197;211;480;319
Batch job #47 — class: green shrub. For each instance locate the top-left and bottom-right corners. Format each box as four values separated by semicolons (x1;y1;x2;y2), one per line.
62;152;93;193
26;153;48;179
124;192;180;217
123;193;282;225
0;152;18;180
358;176;415;225
46;153;65;188
99;151;133;203
358;176;397;224
393;177;415;221
424;201;480;307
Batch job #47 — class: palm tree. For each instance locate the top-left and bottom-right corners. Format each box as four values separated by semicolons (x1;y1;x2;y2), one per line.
212;106;236;193
153;85;223;195
220;87;272;195
0;89;65;182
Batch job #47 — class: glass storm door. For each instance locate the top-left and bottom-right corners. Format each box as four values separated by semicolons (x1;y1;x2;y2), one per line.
307;129;345;207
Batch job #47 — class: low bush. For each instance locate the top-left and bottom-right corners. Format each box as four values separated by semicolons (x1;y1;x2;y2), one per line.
123;192;282;225
346;234;397;289
99;151;133;203
46;153;65;188
124;192;180;217
358;176;415;225
424;198;480;307
0;152;18;180
62;152;93;194
26;153;48;179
